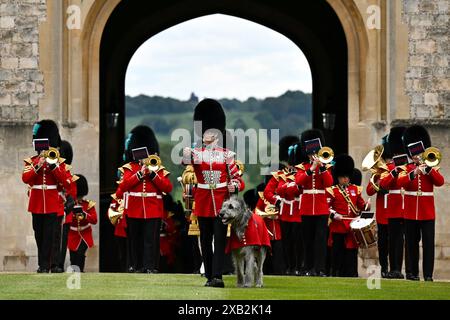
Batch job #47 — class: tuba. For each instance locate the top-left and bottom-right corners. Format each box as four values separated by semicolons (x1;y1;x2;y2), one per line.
423;147;441;167
362;145;389;192
41;147;60;165
108;202;124;226
317;146;334;164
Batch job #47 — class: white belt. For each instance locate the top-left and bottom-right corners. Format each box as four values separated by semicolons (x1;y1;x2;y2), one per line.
280;197;301;216
70;224;91;232
197;182;228;190
128;192;162;198
404;191;434;197
384;189;404;210
303;189;325;195
32;185;57;190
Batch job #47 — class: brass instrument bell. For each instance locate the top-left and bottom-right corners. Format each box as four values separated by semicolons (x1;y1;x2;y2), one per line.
423;147;441;167
317;146;334;164
143;154;161;171
41;147;60;165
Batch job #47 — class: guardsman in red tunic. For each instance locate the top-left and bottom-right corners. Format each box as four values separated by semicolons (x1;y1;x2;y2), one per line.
68;175;97;272
109;180;128;272
182;99;244;288
22;120;71;273
379;126;410;279
327;155;368;277
291;129;333;277
398;125;445;282
119;125;173;274
365;136;391;278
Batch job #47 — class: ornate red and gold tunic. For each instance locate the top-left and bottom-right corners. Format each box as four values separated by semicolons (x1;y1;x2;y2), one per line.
397;164;444;220
327;184;366;249
293;162;333;216
68;199;97;251
379;162;406;219
119;162;173;219
226;213;272;253
22;155;71;214
183;146;244;218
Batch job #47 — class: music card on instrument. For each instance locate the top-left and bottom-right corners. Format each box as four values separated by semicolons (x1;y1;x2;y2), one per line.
132;147;149;161
304;138;322;155
392;154;409;167
360;211;375;219
407;141;425;157
33;139;49;152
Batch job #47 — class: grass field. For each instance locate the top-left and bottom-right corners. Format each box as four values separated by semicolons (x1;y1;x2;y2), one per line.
0;273;449;300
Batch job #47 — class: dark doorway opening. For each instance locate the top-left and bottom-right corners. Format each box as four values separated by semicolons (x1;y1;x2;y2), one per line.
99;0;347;272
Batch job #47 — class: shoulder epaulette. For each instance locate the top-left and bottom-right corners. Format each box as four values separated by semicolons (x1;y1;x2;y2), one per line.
122;163;133;171
258;191;266;201
326;187;335;197
380;172;390;179
325;164;333;170
59;157;66;164
65;164;72;171
111;193;118;201
295;164;306;171
356;186;363;194
72;175;80;182
87;200;96;210
271;172;279;180
434;166;441;172
23;158;33;165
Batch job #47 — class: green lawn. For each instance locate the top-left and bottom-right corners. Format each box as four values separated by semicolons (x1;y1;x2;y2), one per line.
0;273;449;300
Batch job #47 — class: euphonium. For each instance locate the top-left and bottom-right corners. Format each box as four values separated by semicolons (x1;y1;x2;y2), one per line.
143;154;161;171
423;147;441;167
41;147;60;165
362;145;389;192
317;146;334;164
108;201;124;226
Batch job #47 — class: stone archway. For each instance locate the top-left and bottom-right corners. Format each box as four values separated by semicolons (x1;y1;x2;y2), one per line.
78;0;370;271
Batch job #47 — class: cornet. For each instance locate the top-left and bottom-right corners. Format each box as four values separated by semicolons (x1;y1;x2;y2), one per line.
143;154;161;171
41;147;60;165
317;146;334;164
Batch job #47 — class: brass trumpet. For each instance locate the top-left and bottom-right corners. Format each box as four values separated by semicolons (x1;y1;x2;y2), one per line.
41;147;60;165
143;154;161;171
317;146;334;164
423;147;441;167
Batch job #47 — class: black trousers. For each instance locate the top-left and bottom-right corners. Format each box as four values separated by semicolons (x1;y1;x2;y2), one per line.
116;236;129;272
331;233;358;277
405;219;435;278
58;223;70;269
301;215;328;274
70;241;88;272
128;218;161;271
377;223;389;273
280;221;303;273
388;218;408;273
51;216;63;269
32;213;58;270
198;216;227;280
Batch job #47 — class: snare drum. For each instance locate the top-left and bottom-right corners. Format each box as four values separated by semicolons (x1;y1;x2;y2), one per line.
350;218;377;249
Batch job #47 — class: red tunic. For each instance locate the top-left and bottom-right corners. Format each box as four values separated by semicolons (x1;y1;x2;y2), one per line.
255;198;282;241
22;156;71;214
160;215;178;265
293;162;333;216
226;213;272;253
397;164;444;220
63;174;78;224
276;176;302;223
327;184;366;249
182;147;244;218
119;162;173;219
68;199;97;251
366;175;389;225
379;162;406;219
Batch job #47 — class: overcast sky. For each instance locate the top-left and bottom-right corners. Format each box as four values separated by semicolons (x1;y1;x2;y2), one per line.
125;14;312;101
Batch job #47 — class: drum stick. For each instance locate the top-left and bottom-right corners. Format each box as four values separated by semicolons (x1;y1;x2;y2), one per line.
365;198;371;211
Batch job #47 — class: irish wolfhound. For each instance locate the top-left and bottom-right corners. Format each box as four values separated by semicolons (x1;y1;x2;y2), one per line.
219;197;270;288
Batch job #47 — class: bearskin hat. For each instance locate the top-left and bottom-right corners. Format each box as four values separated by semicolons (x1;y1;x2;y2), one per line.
381;134;392;160
403;125;431;151
351;168;362;186
193;98;226;137
333;154;355;178
32;119;61;148
124;125;159;163
388;126;406;155
60;140;73;165
300;129;326;153
75;174;88;198
279;135;300;163
243;188;259;211
288;143;308;166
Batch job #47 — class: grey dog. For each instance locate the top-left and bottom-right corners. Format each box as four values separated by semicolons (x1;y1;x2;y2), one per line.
219;196;267;288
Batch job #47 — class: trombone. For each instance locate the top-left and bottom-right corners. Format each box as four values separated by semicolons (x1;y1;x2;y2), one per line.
317;146;334;164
